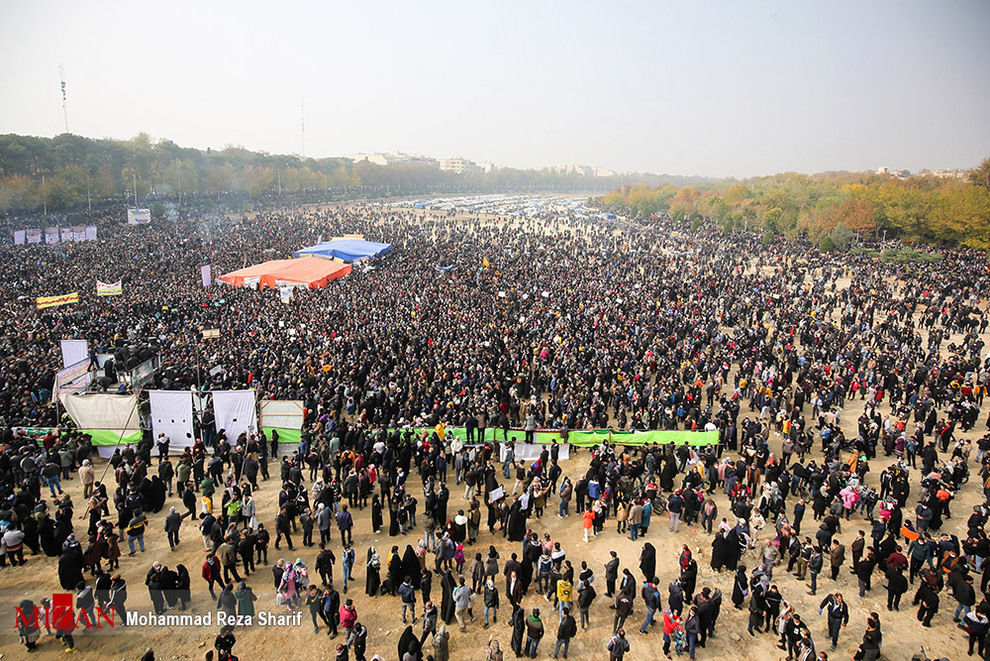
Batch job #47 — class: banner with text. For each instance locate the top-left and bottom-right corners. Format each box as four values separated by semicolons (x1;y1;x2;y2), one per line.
36;292;79;310
97;280;122;296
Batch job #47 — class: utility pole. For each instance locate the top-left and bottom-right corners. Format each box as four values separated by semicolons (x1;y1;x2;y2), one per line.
133;173;138;207
42;174;46;215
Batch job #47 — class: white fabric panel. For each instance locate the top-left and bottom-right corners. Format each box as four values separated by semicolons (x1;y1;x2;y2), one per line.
60;339;89;369
498;442;570;462
259;400;304;430
213;390;258;444
62;393;140;431
150;390;195;447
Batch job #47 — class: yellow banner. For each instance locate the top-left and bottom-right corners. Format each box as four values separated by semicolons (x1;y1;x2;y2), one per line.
96;281;122;296
36;292;79;309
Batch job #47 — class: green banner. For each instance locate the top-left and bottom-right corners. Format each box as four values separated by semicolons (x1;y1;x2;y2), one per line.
264;427;302;445
82;429;144;446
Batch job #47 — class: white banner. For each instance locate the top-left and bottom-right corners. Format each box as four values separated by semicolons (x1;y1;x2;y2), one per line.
60;339;89;368
213;390;257;445
26;229;41;244
201;264;212;287
498;442;569;462
72;226;86;241
13;230;25;245
127;208;151;224
61;227;74;242
45;228;60;244
85;225;98;241
259;400;304;430
150;390;195;447
96;280;122;296
62;393;140;430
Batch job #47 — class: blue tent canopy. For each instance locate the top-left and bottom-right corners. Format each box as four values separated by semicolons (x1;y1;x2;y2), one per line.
293;239;393;261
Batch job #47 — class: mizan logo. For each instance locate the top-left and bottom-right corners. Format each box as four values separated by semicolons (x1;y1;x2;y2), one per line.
14;594;116;630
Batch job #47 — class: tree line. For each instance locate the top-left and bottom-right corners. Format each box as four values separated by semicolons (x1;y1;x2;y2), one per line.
0;132;707;213
599;160;990;251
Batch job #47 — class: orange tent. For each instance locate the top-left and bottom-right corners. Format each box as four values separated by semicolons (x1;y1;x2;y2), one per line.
218;258;352;289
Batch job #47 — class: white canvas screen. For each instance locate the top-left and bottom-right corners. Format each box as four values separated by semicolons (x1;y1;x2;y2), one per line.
60;339;89;368
213;390;257;444
150;390;195;447
62;393;140;431
259;400;304;430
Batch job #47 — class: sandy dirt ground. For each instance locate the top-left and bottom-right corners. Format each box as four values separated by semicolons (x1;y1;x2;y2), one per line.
0;214;982;661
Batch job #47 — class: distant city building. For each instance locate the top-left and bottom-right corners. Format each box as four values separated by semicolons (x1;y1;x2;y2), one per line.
439;157;481;174
344;152;437;167
552;164;595;176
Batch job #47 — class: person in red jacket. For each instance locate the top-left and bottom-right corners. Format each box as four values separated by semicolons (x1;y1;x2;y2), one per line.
662;607;681;659
339;598;358;640
202;554;222;599
582;510;595;542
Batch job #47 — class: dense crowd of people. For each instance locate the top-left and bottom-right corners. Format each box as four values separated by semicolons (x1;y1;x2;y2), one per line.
2;198;989;660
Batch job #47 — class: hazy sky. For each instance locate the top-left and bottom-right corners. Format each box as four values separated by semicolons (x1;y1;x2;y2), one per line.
1;1;988;178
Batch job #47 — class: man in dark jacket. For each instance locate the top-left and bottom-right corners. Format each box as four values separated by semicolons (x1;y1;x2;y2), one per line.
550;607;576;659
607;628;630;660
913;575;940;627
818;592;848;650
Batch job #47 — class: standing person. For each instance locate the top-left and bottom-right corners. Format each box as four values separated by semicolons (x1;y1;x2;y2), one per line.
607;628;630;661
661;608;680;659
235;581;257;619
16;598;42;651
582;508;595;542
808;546;824;595
165;507;182;550
913;574;939;627
638;578;660;634
550;607;576;659
684;605;701;661
453;576;474;632
605;552;619;598
420;600;438;644
341;544;355;593
483;578;500;628
577;578;596;630
336;504;354;546
79;460;95;499
316;544;336;587
307;585;324;634
818;592;848;651
399;575;418;624
828;540;845;581
323;583;341;639
668;490;684;533
613;591;633;634
855;612;883;661
338;598;357;640
202;554;222;600
963;608;989;657
524;608;544;658
275;507;294;550
145;562;166;615
126;511;148;555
